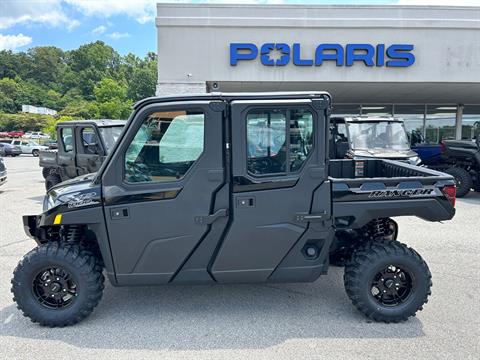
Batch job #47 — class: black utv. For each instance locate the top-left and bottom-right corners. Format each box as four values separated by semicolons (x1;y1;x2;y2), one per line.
39;120;126;190
12;92;456;327
438;137;480;197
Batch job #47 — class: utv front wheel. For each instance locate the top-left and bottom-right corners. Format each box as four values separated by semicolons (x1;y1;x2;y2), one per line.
45;173;61;191
344;240;431;323
11;243;104;327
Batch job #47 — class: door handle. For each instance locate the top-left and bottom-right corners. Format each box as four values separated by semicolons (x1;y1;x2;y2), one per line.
194;209;228;225
110;208;129;220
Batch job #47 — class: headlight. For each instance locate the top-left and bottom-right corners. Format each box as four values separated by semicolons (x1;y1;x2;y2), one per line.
409;156;421;166
43;194;55;211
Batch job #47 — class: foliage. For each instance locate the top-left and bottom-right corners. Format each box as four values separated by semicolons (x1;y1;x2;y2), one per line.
42;116;77;139
0;42;158;130
0;113;53;132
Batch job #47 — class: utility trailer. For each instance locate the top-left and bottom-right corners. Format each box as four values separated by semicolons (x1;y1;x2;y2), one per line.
12;92;456;327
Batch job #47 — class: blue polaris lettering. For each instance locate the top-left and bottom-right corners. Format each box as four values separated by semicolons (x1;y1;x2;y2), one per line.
275;43;290;66
230;43;258;65
260;43;291;66
229;43;415;67
345;44;375;66
376;44;385;67
292;43;313;66
386;44;415;67
260;43;275;66
315;44;344;66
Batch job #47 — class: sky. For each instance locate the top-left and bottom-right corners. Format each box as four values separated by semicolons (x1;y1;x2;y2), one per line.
0;0;478;56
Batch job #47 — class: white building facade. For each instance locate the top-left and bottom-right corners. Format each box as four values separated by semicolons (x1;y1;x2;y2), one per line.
156;4;480;141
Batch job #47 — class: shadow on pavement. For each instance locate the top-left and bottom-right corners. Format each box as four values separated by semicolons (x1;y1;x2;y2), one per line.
0;268;425;351
27;195;44;203
456;191;480;204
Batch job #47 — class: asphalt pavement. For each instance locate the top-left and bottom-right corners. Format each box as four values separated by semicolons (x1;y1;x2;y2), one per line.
0;156;479;360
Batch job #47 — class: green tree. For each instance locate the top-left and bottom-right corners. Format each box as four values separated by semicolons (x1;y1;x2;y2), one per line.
65;41;121;98
94;78;131;119
0;77;21;113
127;65;157;101
26;46;65;88
42;115;76;139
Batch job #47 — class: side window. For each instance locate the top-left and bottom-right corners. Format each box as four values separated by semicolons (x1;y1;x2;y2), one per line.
247;108;314;175
124;109;205;183
289;109;314;171
60;128;73;153
81;127;98;154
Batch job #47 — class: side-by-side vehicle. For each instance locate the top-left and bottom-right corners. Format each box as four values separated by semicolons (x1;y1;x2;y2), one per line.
12;92;456;327
39;120;126;190
329;116;421;165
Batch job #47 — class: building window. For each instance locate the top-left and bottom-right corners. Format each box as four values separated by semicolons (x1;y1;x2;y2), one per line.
361;105;393;116
124;110;205;183
425;105;457;143
246;108;313;176
394;104;426;145
462;105;480;140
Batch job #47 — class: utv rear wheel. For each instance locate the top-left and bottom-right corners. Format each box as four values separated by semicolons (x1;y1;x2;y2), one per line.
45;174;61;191
11;243;104;327
445;167;472;198
344;240;431;323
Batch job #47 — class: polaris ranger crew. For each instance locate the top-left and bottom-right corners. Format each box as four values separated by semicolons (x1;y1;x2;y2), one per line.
40;120;126;190
330;116;421;165
12;92;456;327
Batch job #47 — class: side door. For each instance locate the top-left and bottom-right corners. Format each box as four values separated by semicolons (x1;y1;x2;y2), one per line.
102;100;228;285
75;126;104;175
211;98;332;283
12;140;23;153
57;126;78;179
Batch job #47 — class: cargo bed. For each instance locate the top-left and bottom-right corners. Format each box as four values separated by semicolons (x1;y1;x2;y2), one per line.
328;159;455;228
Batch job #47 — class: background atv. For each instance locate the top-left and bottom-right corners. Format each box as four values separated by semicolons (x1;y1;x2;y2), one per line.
40;120;125;191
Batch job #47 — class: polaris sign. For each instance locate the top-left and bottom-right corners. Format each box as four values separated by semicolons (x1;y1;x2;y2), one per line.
230;43;415;67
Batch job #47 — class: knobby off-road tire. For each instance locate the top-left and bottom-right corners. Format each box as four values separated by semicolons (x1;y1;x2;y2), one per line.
344;240;432;323
42;167;52;179
11;242;104;327
45;173;61;191
445;167;472;198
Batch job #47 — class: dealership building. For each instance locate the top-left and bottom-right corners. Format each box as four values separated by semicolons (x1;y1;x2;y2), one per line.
155;4;480;142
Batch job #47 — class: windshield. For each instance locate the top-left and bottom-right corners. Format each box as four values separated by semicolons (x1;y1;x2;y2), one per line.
98;126;124;152
346;121;410;151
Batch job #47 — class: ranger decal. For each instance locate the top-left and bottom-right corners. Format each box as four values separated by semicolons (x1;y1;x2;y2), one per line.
368;189;435;198
67;192;100;208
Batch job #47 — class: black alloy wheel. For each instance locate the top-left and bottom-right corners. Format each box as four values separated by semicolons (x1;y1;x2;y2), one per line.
344;240;431;323
32;267;78;310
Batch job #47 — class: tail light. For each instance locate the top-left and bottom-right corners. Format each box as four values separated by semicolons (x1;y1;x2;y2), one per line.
441;185;456;208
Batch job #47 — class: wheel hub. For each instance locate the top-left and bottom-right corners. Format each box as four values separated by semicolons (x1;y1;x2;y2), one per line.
371;264;413;306
33;267;77;309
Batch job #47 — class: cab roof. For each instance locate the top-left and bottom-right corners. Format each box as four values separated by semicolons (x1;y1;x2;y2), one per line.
133;91;331;109
56;119;126;127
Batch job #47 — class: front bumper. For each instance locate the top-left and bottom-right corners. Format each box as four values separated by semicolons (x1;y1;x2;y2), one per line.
23;214;51;243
